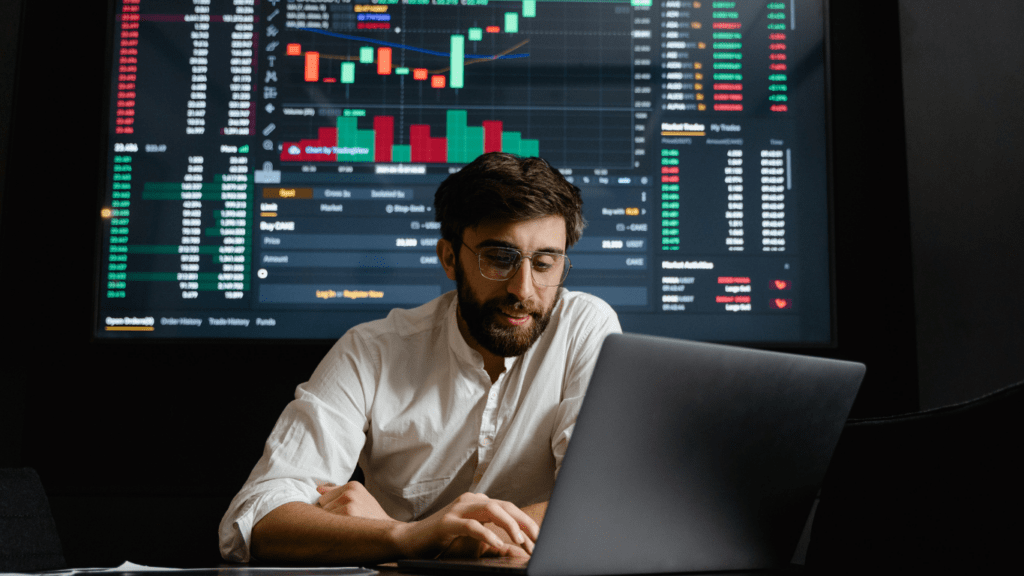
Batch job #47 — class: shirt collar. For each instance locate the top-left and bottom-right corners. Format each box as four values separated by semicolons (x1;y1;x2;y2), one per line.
446;292;482;368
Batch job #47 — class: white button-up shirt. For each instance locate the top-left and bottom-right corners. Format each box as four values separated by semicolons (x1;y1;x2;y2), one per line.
219;289;621;561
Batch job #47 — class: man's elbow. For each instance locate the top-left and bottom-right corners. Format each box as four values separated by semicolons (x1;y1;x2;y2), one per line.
248;502;305;562
248;510;275;561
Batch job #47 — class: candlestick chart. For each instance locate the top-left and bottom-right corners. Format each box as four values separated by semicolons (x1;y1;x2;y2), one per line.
272;0;639;168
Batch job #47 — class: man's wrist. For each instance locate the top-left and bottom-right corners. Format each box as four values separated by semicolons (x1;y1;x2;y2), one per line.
385;517;417;559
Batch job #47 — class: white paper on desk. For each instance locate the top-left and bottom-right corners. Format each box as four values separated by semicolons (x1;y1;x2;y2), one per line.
112;562;182;571
0;561;177;575
6;562;376;576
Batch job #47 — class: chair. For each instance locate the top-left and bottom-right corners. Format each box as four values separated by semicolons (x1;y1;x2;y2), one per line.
0;467;66;571
805;380;1024;572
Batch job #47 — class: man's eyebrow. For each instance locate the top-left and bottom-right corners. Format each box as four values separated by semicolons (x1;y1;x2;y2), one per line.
476;239;565;255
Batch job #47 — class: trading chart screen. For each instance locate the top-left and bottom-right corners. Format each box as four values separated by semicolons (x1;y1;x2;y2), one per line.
97;0;832;343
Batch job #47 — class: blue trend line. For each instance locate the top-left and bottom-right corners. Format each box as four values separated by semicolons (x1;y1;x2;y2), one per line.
298;28;529;60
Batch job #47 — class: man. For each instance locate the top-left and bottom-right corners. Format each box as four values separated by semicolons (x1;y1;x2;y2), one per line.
219;153;621;564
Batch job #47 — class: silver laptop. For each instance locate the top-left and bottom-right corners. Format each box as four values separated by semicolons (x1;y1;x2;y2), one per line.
399;332;866;575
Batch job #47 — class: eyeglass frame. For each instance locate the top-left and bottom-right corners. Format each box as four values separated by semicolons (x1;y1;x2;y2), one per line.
460;242;572;287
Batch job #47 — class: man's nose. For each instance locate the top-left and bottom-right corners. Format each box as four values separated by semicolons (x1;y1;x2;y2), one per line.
506;260;537;301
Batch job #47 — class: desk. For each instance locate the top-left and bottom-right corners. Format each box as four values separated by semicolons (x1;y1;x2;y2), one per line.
221;563;806;576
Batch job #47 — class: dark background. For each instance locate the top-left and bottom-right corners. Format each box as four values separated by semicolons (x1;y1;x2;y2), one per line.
1;0;1021;568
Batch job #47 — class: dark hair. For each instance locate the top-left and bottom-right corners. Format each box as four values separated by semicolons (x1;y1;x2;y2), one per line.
434;152;585;250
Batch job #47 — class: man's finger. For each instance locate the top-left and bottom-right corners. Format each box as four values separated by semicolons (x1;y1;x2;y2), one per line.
503;542;531;559
481;503;527;545
316;483;343;507
457;518;508;552
514;507;541;541
489;501;539;544
316;482;337;495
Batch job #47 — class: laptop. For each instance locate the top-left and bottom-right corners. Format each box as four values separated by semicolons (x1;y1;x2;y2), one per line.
398;332;866;576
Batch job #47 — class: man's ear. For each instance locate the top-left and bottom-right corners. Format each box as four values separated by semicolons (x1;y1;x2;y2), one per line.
437;238;457;281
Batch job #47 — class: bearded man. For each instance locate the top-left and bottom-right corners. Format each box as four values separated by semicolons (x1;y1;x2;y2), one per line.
219;153;621;564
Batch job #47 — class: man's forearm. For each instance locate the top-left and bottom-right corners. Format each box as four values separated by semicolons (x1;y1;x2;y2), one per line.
250;501;404;564
250;492;541;564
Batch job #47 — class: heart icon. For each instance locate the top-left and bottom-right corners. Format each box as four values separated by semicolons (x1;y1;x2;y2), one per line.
774;299;789;309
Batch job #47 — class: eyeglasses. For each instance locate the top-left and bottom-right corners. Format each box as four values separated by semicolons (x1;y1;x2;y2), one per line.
462;244;572;287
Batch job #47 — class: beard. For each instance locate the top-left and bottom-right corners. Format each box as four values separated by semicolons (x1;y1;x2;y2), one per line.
455;261;557;358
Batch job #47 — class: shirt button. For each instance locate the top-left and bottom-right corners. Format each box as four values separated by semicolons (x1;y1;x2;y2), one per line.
480;437;492;447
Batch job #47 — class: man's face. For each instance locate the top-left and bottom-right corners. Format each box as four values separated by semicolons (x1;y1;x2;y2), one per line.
443;215;567;359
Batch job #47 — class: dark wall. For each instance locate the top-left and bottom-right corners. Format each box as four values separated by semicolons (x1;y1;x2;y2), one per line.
0;0;26;472
898;0;1024;408
0;2;324;566
2;0;1017;568
826;0;918;414
0;0;20;218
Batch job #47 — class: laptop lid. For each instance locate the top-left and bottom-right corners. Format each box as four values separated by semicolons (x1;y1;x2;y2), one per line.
398;333;865;576
525;333;865;576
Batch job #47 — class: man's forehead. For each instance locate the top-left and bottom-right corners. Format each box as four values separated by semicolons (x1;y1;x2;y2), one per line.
464;215;567;252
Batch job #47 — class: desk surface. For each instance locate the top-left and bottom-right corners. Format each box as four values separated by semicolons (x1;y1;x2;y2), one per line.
191;563;806;576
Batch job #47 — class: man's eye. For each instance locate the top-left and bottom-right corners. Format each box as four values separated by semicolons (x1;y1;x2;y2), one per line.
532;255;558;270
485;251;518;267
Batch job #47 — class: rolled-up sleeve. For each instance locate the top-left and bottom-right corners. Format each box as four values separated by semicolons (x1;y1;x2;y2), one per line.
218;332;377;562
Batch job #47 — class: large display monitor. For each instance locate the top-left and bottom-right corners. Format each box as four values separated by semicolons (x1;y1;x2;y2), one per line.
96;0;832;344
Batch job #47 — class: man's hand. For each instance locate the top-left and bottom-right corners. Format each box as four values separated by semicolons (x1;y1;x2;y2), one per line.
394;492;539;560
316;481;394;521
438;532;532;560
440;501;546;559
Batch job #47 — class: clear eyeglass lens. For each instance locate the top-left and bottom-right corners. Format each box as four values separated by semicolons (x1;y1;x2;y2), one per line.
478;247;568;286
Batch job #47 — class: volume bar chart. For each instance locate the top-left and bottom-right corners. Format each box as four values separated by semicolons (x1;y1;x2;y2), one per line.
282;110;539;164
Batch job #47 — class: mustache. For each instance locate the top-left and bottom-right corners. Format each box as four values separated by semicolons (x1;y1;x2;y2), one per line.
491;295;542;317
